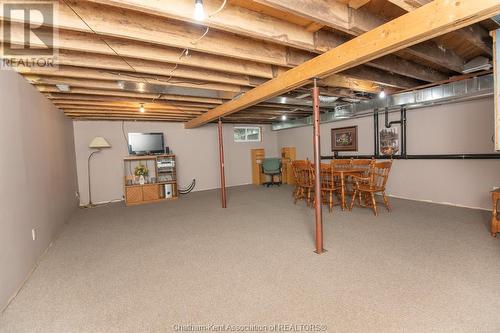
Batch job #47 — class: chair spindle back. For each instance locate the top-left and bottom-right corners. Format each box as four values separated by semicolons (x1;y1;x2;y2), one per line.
368;161;392;190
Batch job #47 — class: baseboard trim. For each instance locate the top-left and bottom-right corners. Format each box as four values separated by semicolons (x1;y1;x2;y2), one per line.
77;183;254;207
386;194;489;211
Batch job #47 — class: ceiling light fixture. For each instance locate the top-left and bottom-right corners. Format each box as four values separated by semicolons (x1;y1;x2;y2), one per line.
379;88;386;99
194;0;205;21
139;104;145;113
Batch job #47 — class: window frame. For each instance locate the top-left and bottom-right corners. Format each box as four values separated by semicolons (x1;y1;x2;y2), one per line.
233;126;262;143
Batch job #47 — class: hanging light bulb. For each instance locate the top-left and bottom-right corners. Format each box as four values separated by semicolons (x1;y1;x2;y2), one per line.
139;104;145;113
281;114;287;121
194;0;205;21
379;88;386;99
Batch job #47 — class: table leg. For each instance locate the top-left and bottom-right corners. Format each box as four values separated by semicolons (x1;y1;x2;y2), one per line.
341;173;346;211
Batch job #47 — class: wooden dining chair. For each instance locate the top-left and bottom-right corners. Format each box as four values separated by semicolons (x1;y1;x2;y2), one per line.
319;163;341;212
292;160;314;206
351;159;374;176
346;159;375;195
349;161;392;216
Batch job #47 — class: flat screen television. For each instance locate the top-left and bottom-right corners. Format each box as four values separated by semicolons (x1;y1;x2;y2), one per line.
128;132;164;155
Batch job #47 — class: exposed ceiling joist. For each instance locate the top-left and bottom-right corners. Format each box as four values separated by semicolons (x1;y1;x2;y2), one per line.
35;86;224;104
342;67;421;89
388;0;430;12
81;0;447;82
348;0;371;10
2;21;274;78
320;74;387;94
16;66;244;95
389;0;492;56
86;0;317;51
43;93;214;106
252;0;466;73
184;0;500;128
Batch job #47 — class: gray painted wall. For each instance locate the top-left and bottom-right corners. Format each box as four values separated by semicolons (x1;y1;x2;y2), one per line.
73;121;279;205
73;98;500;210
277;97;500;210
0;70;78;311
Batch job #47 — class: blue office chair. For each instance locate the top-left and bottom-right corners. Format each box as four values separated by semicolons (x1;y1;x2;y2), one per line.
262;158;282;187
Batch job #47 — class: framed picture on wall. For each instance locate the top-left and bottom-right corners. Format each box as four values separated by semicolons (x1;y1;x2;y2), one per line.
331;126;358;151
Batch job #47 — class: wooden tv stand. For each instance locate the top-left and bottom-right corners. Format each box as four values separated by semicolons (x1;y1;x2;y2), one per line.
123;154;178;206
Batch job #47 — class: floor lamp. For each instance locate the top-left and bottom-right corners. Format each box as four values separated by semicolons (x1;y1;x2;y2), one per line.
87;137;111;207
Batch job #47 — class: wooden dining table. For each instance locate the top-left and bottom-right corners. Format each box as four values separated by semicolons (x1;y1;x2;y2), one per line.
332;167;365;210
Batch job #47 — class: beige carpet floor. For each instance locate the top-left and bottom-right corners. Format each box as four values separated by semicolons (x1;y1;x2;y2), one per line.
1;185;500;333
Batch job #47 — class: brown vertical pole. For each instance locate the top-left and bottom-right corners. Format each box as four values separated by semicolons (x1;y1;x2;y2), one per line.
218;118;227;208
312;79;324;254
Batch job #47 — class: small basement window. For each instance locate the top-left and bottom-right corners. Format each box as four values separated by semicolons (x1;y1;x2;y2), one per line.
234;126;262;142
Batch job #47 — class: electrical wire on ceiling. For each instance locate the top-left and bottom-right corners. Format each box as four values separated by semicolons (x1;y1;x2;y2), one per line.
62;0;229;107
164;0;228;83
62;0;145;83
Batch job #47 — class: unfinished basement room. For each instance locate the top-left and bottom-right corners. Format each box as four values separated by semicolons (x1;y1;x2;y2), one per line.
1;0;500;332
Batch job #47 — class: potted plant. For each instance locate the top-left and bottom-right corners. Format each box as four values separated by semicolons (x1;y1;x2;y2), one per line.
134;164;149;185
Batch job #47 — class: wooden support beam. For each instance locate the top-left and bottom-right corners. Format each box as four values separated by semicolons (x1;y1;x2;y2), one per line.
185;0;500;128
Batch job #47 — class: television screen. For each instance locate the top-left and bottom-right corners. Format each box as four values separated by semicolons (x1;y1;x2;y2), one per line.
128;133;164;155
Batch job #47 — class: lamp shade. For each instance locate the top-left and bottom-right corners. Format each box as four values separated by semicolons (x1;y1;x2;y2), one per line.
89;137;111;149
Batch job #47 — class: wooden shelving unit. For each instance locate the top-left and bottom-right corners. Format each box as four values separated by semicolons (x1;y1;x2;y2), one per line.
251;149;265;185
123;154;178;206
281;147;296;185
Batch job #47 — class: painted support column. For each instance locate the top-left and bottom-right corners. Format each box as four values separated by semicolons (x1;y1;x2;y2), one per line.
493;28;499;150
312;79;324;254
218;118;227;208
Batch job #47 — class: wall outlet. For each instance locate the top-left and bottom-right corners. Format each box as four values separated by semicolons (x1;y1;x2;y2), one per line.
31;228;37;241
